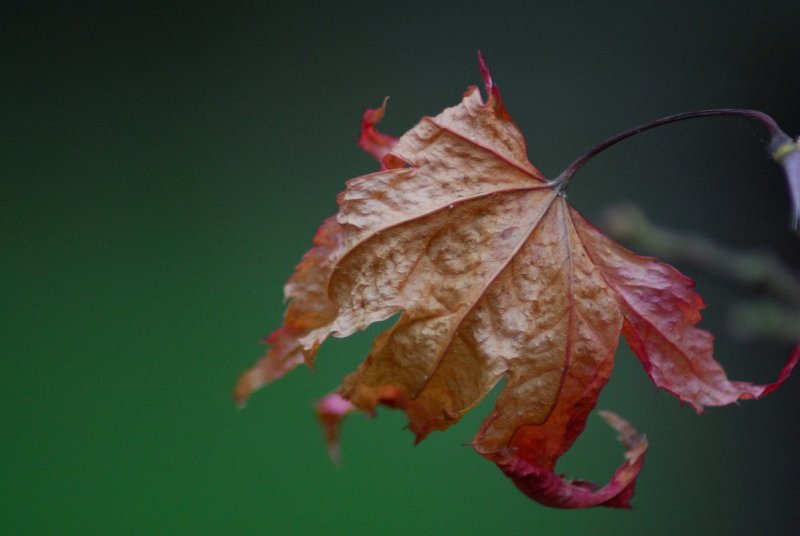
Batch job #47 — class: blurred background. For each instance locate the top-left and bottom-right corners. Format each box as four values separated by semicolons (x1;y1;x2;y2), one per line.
3;1;799;534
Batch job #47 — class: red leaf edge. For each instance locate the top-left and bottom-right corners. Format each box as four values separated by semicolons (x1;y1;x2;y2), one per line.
757;344;800;398
356;97;399;169
477;50;508;118
496;411;647;509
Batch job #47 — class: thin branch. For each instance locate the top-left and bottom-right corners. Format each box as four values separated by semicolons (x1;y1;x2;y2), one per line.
729;302;800;343
600;204;800;305
554;109;788;189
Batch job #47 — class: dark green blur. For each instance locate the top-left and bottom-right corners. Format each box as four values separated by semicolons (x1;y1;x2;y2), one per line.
3;2;799;534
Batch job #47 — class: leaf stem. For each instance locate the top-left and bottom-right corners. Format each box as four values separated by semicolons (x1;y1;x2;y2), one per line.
554;109;788;189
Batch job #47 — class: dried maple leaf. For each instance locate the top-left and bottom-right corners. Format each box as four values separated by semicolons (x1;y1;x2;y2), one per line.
236;55;799;508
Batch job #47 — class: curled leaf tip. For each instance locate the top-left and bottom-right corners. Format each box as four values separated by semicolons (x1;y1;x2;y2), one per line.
316;393;356;464
757;344;800;398
477;50;492;88
357;97;398;169
476;50;506;115
496;412;647;509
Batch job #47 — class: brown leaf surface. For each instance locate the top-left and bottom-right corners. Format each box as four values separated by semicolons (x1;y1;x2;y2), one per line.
235;58;798;508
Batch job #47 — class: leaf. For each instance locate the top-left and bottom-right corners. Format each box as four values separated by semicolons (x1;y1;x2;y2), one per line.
235;56;799;508
356;98;398;169
498;411;647;509
315;392;355;464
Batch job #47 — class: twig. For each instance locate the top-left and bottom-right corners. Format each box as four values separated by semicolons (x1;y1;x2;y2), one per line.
728;301;800;342
600;203;800;343
601;204;800;304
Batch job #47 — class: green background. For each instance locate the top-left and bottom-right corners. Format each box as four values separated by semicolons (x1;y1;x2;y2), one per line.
3;2;799;534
